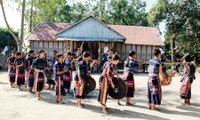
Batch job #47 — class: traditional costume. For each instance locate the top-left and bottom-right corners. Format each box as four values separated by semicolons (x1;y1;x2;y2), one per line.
123;58;139;98
47;57;56;85
54;62;66;96
27;56;35;88
180;63;196;99
98;61;115;106
7;57;16;83
100;55;112;70
14;58;25;86
74;60;88;99
147;58;162;105
32;58;47;92
63;59;73;90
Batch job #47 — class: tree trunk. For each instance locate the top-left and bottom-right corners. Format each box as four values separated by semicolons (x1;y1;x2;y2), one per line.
17;41;23;53
0;0;19;42
29;0;33;32
19;0;26;52
171;34;176;63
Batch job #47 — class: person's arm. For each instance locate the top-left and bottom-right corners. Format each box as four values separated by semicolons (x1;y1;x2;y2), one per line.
44;60;49;70
106;66;115;88
15;60;23;68
27;60;31;70
32;60;40;72
56;65;68;75
183;61;190;73
159;64;165;78
90;60;97;68
7;59;12;68
77;63;82;80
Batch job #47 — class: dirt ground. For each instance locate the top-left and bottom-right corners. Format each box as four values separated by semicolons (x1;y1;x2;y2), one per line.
0;71;200;120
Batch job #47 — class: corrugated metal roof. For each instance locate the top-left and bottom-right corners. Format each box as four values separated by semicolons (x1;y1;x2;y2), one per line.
26;16;163;46
57;16;125;42
109;25;163;46
25;23;71;41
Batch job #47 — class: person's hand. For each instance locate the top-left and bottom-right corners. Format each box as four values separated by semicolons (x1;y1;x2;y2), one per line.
64;68;69;72
35;69;40;73
20;62;24;67
182;60;186;66
111;83;115;89
87;72;91;76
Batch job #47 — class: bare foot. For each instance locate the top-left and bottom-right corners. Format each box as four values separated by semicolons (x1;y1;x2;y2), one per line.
77;104;84;108
117;101;122;105
60;101;65;104
102;110;108;114
40;96;45;100
126;102;133;106
147;104;151;109
151;106;160;111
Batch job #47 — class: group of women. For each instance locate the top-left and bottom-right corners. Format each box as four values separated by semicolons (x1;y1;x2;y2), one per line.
6;48;196;114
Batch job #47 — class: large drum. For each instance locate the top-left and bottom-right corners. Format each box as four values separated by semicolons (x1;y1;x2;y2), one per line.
84;76;96;94
108;77;127;99
160;71;174;86
44;68;52;79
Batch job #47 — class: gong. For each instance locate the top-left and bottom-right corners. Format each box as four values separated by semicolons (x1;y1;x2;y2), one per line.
108;77;127;99
84;76;96;94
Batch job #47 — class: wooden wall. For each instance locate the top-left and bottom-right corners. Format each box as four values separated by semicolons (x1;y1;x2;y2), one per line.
30;41;68;58
30;40;160;61
115;43;160;62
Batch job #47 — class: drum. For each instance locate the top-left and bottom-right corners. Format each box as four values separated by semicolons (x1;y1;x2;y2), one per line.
44;68;52;79
160;71;174;86
84;76;96;94
108;77;127;99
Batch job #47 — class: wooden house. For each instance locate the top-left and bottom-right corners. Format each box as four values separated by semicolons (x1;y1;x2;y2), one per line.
26;15;163;62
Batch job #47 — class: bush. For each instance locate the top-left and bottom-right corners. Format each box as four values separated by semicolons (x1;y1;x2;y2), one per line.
165;64;172;70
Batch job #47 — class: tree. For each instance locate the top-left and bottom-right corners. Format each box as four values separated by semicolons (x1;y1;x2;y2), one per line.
0;28;18;51
70;2;90;22
148;0;200;63
0;0;26;52
23;0;67;31
91;0;149;26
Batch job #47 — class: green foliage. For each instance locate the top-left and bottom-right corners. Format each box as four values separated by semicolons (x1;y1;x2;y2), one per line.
0;28;17;51
148;0;200;63
92;0;149;26
22;0;149;31
165;64;172;70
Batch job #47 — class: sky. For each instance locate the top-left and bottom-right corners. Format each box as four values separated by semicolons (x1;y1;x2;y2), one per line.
0;0;165;37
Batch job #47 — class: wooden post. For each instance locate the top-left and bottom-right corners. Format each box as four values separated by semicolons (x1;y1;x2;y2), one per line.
80;41;85;53
70;40;73;52
98;42;101;60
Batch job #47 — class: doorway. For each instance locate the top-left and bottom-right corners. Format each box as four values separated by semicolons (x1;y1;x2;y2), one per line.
82;42;99;59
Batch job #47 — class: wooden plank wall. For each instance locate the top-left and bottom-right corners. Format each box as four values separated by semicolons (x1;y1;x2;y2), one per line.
115;43;160;62
30;41;67;58
30;41;161;61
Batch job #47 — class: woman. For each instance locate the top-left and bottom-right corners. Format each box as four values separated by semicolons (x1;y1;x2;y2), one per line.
180;55;196;105
15;52;25;90
74;51;91;108
63;52;73;93
32;50;47;100
118;51;139;105
54;54;68;104
98;54;120;114
7;51;16;87
27;50;35;93
147;49;165;110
